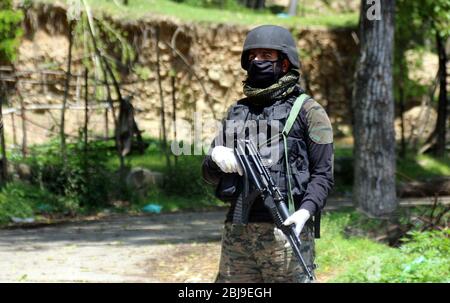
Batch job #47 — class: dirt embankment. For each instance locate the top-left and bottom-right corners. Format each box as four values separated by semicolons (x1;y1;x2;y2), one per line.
5;2;359;146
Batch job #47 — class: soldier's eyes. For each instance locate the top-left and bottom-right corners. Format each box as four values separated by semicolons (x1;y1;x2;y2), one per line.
248;52;276;61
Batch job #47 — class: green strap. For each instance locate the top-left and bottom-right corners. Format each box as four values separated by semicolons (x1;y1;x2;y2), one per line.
283;93;310;214
283;93;310;136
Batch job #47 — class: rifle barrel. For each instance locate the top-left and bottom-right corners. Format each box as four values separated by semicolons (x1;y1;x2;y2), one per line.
235;139;316;281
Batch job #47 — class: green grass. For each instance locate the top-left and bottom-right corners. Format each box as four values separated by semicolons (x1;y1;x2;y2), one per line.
316;210;388;277
36;0;358;28
132;188;224;213
397;153;450;180
334;145;450;182
316;209;450;282
0;181;79;225
332;230;450;282
106;139;169;172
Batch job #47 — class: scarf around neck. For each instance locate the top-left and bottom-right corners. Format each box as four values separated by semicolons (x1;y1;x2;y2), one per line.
243;69;300;104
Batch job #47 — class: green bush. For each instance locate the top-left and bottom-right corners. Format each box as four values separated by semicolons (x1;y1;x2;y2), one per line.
24;139;117;209
0;181;62;224
161;156;214;200
1;135;225;222
0;0;23;63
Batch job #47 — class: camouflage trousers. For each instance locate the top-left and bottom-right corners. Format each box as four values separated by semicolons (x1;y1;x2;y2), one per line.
215;222;316;283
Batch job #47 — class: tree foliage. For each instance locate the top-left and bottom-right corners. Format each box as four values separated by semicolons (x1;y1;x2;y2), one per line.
0;0;23;64
419;0;450;38
396;0;450;47
394;0;450;155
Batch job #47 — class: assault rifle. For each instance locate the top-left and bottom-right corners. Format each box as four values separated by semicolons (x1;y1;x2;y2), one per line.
234;139;316;281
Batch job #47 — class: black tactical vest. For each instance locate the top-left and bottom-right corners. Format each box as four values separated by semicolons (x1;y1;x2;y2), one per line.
217;88;314;226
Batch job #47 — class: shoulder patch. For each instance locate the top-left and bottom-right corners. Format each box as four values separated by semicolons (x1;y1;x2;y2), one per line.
303;99;333;144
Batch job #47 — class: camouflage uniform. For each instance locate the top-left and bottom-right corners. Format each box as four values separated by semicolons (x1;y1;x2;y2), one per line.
216;222;316;283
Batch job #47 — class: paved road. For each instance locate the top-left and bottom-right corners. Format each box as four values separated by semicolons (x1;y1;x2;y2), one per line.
1;196;448;282
0;210;226;282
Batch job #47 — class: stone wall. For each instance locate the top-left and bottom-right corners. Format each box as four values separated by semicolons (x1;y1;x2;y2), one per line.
7;2;359;145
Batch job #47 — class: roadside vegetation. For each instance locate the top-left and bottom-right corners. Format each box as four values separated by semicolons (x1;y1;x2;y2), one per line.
0;137;221;225
1;137;448;225
317;210;449;282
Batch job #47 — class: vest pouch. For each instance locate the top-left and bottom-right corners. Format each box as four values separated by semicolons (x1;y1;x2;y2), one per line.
215;173;241;202
267;164;287;195
290;161;310;197
259;138;284;170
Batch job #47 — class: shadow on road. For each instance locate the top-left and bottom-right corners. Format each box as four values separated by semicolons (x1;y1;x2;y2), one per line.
0;211;227;251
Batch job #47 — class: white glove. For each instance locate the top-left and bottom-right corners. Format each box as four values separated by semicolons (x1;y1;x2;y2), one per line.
211;146;243;176
274;209;311;248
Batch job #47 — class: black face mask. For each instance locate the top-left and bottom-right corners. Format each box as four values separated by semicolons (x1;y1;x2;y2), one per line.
246;59;283;89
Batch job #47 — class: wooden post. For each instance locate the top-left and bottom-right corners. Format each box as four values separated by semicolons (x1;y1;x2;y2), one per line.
83;68;89;183
17;83;27;158
171;71;177;166
0;83;8;184
105;106;109;140
42;72;48;95
84;68;89;153
11;112;17;147
76;72;81;104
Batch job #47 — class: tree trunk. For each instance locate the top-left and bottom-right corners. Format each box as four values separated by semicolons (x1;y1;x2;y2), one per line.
83;0;123;169
61;20;75;161
288;0;298;16
171;73;177;166
153;27;171;169
396;55;406;158
352;0;397;218
11;112;17;147
399;84;406;158
256;0;265;10
434;33;448;157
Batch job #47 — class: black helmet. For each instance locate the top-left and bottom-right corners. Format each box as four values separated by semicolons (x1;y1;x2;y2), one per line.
241;25;300;71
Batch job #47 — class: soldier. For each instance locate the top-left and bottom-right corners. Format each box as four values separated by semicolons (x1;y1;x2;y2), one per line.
202;25;334;283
